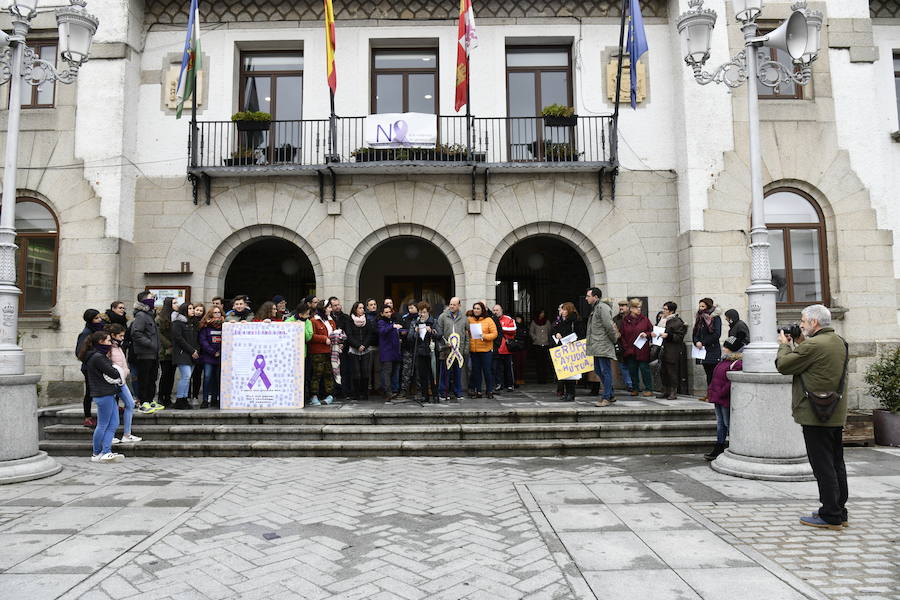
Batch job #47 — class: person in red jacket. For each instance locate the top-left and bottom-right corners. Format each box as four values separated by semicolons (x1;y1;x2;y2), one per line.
308;302;336;406
704;338;743;461
492;304;517;392
619;298;653;397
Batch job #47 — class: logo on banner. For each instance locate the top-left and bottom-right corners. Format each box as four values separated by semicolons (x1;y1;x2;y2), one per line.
365;112;436;148
247;354;272;390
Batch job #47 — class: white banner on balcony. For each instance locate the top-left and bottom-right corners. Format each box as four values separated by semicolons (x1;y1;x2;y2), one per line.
364;112;436;148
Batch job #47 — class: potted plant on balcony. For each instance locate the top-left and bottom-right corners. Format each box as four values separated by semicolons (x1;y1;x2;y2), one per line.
223;148;256;167
865;346;900;446
541;104;577;127
231;111;272;132
543;141;579;162
272;143;297;164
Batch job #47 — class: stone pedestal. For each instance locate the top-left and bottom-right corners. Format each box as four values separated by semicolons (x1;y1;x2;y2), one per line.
711;371;814;481
0;374;61;484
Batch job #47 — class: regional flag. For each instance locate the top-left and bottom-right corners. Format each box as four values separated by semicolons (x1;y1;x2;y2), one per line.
627;0;648;109
175;0;201;119
325;0;337;93
454;0;478;112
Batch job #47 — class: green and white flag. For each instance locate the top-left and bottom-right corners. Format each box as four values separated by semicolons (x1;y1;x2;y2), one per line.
175;0;201;119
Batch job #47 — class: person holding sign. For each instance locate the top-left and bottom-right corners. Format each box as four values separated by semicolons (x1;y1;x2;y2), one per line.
436;297;469;402
620;298;654;397
467;302;498;399
551;302;586;402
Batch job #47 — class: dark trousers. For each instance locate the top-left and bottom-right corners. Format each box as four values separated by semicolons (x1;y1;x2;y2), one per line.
660;359;679;393
625;357;653;392
82;372;91;418
494;354;513;389
702;363;716;385
190;364;203;398
802;425;848;525
470;352;493;393
532;346;550;384
134;359;159;405
339;350;353;397
415;355;435;399
158;359;176;402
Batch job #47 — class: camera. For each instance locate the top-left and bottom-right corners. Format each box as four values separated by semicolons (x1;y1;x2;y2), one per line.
778;323;801;339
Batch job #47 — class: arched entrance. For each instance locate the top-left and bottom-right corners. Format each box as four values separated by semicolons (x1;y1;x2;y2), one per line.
358;236;454;313
224;237;316;307
495;235;591;319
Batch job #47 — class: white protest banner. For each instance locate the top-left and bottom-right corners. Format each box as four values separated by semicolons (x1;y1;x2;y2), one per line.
221;322;305;409
364;112;437;148
550;339;594;381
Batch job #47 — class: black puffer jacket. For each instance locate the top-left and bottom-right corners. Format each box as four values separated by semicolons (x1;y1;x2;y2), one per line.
725;309;750;350
346;318;377;351
130;302;160;360
552;315;586;342
171;313;198;366
84;350;123;397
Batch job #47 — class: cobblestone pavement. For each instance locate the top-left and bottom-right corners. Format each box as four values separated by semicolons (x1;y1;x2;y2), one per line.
0;448;897;600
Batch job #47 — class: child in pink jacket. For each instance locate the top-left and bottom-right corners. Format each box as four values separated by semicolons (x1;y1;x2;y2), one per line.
105;324;142;443
704;337;743;461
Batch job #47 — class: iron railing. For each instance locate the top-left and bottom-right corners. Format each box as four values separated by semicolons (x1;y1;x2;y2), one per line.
190;115;614;169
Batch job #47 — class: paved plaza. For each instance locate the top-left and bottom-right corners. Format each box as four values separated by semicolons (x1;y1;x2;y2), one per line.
0;448;898;600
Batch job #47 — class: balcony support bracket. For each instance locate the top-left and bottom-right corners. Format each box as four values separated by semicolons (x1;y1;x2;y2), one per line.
483;167;489;202
188;171;211;206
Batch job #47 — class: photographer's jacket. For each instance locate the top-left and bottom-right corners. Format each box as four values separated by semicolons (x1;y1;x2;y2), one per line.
774;327;848;427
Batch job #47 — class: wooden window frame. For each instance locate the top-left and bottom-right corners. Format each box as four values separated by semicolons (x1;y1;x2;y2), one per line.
237;50;304;119
369;48;439;115
15;39;58;109
756;25;803;100
764;187;830;307
14;198;59;317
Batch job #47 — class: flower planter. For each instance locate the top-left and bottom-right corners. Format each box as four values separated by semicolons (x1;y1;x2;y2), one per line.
235;120;271;132
222;156;256;167
543;115;577;127
873;409;900;447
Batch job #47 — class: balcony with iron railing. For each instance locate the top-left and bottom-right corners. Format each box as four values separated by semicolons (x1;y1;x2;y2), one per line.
188;114;616;174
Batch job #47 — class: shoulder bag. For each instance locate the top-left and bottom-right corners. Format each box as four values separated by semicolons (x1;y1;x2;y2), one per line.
800;341;849;423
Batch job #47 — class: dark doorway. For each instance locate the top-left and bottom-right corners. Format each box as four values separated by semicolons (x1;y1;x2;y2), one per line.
359;237;454;314
224;237;315;309
495;235;591;321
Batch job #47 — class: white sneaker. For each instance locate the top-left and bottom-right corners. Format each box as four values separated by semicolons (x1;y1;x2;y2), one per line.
98;452;124;463
120;434;142;443
112;437;121;444
90;454;102;462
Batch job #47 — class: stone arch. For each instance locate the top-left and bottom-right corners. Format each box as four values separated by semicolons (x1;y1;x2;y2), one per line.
343;224;466;299
487;222;607;294
205;224;324;299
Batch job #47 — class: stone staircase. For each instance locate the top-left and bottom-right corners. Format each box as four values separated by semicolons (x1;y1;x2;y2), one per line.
39;400;717;457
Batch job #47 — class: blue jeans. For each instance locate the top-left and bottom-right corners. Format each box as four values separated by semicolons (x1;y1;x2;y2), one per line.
470;352;493;393
175;364;193;398
439;363;463;398
117;384;135;435
618;360;633;389
203;363;221;403
715;403;731;444
381;360;400;393
594;357;614;399
92;394;119;455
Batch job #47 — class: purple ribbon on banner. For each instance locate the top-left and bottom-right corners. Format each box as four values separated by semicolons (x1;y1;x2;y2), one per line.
393;120;409;143
247;354;272;390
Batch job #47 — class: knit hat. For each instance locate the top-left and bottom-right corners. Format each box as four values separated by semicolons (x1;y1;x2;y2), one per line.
82;309;100;323
723;336;744;352
273;295;285;304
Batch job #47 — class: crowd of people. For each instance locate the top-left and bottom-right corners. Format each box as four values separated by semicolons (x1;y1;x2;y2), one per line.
76;287;754;463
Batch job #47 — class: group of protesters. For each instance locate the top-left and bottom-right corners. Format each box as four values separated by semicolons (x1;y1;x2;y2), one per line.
76;287;754;463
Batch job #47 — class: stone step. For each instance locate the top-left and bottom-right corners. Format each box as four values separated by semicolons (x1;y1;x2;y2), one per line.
39;436;718;458
41;403;715;426
43;420;716;442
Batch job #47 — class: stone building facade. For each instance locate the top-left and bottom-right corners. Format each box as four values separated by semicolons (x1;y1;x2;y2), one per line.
1;0;898;406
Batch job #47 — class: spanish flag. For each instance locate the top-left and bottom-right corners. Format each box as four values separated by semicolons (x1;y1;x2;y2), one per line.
324;0;337;93
454;0;478;112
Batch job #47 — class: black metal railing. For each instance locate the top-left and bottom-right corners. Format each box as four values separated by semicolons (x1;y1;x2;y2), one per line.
190;115;614;169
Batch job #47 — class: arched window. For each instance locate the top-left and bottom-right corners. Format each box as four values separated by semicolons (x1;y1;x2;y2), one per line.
10;199;59;315
764;188;829;306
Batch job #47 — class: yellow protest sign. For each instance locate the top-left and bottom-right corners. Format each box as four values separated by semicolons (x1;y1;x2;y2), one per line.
550;339;594;380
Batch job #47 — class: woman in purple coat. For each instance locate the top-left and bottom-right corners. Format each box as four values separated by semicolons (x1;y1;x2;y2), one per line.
198;306;224;409
376;305;403;400
704;338;743;461
619;298;653;397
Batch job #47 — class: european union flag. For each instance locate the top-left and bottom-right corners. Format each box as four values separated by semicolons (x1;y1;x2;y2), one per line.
627;0;648;109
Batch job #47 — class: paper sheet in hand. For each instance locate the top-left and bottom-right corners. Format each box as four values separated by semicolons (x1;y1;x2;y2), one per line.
633;336;648;349
470;323;483;340
559;332;577;345
691;346;707;360
418;323;426;340
651;326;664;347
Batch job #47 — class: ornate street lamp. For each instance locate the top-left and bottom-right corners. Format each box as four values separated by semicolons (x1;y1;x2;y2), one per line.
0;0;98;484
675;0;824;481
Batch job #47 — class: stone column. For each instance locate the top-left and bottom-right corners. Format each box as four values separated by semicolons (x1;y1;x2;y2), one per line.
0;374;61;484
711;371;814;481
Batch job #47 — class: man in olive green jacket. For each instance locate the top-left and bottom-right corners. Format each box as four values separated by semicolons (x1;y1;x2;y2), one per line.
775;304;849;531
585;287;618;406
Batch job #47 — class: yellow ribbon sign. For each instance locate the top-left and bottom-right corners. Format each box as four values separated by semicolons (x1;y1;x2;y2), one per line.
550;339;594;380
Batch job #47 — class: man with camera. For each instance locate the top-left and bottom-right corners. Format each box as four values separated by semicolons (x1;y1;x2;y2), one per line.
775;304;849;531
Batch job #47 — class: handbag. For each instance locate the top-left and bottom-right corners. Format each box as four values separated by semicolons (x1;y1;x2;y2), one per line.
800;341;849;423
506;338;525;352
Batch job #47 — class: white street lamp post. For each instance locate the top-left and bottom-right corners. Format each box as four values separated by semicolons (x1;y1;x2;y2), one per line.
0;0;98;484
676;0;824;480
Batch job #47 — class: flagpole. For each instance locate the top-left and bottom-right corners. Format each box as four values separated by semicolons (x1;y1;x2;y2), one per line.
465;56;472;161
329;89;337;162
190;55;198;169
611;0;628;167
